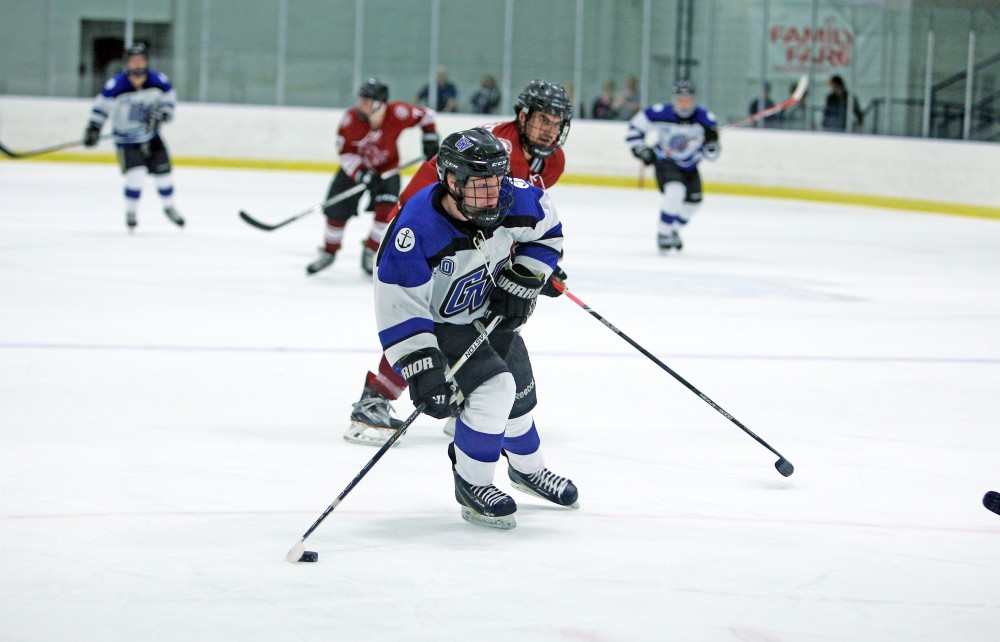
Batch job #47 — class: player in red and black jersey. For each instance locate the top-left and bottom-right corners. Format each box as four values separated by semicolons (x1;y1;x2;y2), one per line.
345;80;573;446
306;78;439;276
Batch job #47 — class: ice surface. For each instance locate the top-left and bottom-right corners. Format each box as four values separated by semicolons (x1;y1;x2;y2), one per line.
1;161;999;641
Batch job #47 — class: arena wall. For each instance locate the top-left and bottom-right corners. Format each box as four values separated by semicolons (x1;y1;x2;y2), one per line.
2;96;997;218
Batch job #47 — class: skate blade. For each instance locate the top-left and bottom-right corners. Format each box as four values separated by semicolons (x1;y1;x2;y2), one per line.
460;506;516;530
343;421;399;447
510;481;580;509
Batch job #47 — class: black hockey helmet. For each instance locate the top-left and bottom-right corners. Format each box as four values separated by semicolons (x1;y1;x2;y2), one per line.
124;42;148;59
671;78;696;117
436;127;512;228
513;79;572;158
358;78;389;103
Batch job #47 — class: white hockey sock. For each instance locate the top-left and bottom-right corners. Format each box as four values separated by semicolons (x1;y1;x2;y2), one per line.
453;373;516;486
153;173;175;209
680;202;700;226
124;166;146;214
503;413;545;475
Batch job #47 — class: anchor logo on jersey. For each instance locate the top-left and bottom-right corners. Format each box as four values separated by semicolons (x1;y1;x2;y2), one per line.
394;227;415;252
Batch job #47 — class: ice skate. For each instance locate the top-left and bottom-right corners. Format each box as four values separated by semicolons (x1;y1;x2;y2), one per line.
507;462;580;508
360;245;376;275
164;206;185;227
306;250;335;275
658;230;682;252
344;386;404;446
126;211;137;232
449;443;516;530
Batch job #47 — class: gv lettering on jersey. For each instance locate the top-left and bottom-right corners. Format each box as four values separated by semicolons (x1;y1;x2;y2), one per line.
439;257;510;318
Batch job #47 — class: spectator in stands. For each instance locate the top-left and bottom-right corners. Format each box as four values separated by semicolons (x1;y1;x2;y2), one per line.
470;74;501;114
616;75;641;120
748;81;780;127
416;66;458;113
822;74;864;132
592;79;617;120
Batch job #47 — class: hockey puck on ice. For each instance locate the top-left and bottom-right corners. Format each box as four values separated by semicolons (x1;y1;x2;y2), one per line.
299;551;319;562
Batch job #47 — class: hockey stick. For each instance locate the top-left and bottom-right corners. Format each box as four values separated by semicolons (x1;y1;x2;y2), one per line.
285;315;502;563
239;156;424;232
727;74;809;129
985;491;1000;516
552;280;794;477
0;134;113;159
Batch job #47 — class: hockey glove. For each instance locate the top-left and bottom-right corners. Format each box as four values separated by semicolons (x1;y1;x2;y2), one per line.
398;347;457;420
148;104;172;127
540;265;567;298
83;123;101;147
631;145;656;166
422;132;440;160
356;167;382;192
702;141;721;161
488;263;545;329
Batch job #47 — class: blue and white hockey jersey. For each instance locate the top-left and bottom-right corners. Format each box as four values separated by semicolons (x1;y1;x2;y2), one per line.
375;179;563;367
88;69;176;146
626;104;718;171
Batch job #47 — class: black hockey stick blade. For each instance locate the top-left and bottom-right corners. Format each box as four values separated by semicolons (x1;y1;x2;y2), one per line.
984;491;1000;516
775;458;794;477
239;157;424;233
238;209;292;231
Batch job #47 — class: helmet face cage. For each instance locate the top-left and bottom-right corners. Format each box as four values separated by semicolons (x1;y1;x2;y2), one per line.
672;79;696;118
436;128;514;228
514;80;572;159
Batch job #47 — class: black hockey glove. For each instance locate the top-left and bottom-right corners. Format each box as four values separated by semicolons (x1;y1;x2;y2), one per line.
398;348;457;420
148;104;172;127
356;167;382;192
631;145;656;166
540;265;567;298
702;141;721;161
83;123;101;148
422;132;440;160
488;263;545;329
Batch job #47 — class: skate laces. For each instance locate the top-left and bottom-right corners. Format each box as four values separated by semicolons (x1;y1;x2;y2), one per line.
471;484;509;507
352;391;396;424
528;469;568;497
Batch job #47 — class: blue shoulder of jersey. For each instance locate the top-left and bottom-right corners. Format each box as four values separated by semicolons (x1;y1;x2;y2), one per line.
692;106;718;128
145;68;173;92
645;103;681;124
501;179;553;230
100;74;133;98
378;185;456;288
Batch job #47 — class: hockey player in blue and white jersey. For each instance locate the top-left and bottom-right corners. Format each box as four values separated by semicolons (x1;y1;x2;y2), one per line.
626;79;720;251
83;43;183;232
374;127;578;529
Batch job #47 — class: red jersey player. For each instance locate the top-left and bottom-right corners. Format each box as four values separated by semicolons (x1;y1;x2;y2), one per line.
306;78;440;276
345;80;573;446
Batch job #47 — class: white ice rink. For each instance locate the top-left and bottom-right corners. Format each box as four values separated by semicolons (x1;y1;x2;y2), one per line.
2;160;999;641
